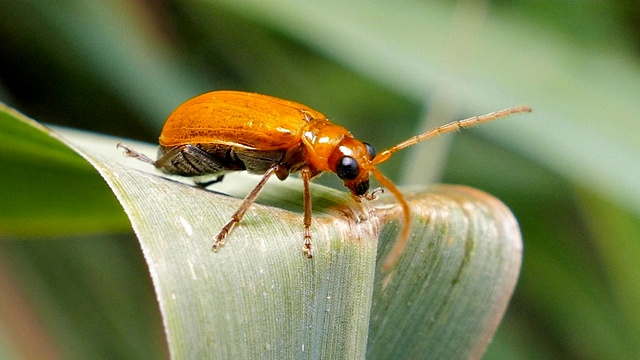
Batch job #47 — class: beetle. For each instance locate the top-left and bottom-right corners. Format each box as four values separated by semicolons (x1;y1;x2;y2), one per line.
118;90;530;269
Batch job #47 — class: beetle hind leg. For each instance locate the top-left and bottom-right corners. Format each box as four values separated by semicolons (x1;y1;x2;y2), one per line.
117;143;156;165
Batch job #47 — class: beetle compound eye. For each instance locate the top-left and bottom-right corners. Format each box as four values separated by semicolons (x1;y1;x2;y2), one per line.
336;156;360;180
364;142;376;160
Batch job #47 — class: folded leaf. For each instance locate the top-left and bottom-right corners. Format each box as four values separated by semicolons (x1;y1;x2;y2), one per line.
1;104;521;358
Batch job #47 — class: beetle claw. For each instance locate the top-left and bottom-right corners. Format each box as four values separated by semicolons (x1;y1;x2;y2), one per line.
303;236;313;258
212;240;224;252
364;187;384;201
212;230;228;252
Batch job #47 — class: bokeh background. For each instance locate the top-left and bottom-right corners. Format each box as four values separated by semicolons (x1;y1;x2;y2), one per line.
1;1;639;359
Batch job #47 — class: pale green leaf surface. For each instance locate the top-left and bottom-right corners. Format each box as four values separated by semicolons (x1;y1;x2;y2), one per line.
369;186;522;359
3;105;521;358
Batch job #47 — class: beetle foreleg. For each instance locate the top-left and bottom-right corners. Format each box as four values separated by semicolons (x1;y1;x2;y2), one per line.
301;167;313;258
213;164;279;252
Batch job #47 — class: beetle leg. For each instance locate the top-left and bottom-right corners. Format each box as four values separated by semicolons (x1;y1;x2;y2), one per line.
195;175;225;188
153;145;185;170
213;164;278;252
301;167;313;258
117;143;156;165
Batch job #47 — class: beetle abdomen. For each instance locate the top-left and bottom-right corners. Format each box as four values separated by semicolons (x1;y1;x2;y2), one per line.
156;143;292;177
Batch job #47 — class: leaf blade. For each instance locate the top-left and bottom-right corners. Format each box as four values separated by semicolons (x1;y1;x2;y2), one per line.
369;186;522;359
2;104;521;358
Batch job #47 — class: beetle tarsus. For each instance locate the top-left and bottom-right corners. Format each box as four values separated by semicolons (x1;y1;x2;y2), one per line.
212;236;225;252
302;234;313;258
213;219;236;252
212;233;227;251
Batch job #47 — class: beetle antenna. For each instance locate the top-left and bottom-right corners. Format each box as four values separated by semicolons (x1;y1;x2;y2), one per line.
370;167;411;271
373;105;531;165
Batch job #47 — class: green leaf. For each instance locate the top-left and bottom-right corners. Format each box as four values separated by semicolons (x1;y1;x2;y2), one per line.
369;186;522;359
0;105;127;236
2;104;521;358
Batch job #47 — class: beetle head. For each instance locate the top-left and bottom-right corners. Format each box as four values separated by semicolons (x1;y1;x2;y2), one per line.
328;137;376;197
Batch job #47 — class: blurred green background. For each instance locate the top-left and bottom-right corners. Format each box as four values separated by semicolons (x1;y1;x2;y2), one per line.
1;1;639;359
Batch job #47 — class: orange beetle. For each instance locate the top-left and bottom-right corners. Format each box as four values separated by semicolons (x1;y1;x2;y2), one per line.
118;91;530;269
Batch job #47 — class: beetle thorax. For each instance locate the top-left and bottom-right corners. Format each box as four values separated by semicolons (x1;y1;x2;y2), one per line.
301;118;352;173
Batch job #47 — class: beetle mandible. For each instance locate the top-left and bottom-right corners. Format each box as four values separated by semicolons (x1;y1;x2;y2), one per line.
118;91;531;269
